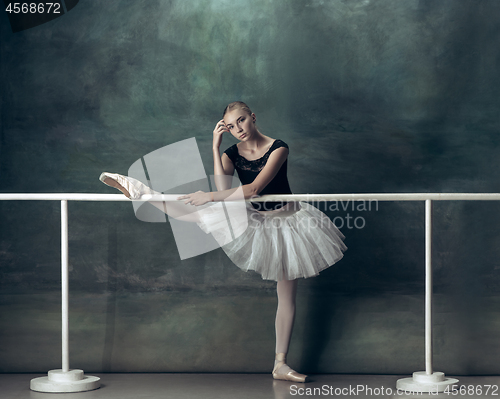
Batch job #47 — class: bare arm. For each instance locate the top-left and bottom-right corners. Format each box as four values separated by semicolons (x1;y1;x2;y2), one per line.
178;146;289;205
213;149;235;191
212;120;235;191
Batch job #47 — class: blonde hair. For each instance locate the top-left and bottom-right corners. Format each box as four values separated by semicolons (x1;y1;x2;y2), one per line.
222;101;253;117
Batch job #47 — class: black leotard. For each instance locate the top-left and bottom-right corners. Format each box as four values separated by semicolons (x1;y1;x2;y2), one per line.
223;139;292;211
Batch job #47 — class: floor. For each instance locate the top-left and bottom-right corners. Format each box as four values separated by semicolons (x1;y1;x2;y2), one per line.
2;373;500;399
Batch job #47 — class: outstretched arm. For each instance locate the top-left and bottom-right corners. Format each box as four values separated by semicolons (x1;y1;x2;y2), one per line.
178;147;289;206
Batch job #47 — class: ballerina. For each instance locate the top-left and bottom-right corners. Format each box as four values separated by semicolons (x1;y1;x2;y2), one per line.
100;101;347;382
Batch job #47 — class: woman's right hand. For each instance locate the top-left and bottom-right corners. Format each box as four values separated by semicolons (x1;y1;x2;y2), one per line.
213;119;229;149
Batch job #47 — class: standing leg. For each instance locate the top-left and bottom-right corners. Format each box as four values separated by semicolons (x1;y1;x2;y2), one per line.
273;279;307;381
275;279;298;355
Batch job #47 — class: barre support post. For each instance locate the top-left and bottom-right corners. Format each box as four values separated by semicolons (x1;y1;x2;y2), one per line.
396;199;458;393
30;200;100;393
425;198;433;375
62;199;69;373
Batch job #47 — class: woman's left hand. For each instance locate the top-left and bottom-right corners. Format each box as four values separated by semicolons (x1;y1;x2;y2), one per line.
177;191;211;206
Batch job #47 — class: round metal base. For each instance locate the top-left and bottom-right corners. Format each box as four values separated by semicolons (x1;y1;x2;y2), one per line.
397;371;459;393
30;369;100;393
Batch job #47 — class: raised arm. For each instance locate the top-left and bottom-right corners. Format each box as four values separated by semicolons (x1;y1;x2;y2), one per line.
213;120;234;191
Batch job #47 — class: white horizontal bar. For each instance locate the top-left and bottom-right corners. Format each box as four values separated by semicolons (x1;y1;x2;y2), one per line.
0;194;130;201
1;193;500;202
248;193;500;201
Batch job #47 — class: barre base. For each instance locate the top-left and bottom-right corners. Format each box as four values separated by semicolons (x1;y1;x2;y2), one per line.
397;371;458;393
30;369;100;393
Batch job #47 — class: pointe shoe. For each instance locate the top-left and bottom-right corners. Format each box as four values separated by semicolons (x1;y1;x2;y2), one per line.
272;353;307;383
99;172;159;200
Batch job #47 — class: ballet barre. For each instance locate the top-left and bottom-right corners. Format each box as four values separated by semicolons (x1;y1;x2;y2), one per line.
2;192;500;201
2;192;500;393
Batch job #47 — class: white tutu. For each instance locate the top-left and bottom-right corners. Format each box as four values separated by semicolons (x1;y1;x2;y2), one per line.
196;201;347;281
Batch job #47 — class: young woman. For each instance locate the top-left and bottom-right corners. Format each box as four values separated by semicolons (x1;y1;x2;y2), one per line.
100;101;347;382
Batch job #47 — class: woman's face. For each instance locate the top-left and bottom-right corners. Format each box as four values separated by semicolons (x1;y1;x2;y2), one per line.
223;108;256;141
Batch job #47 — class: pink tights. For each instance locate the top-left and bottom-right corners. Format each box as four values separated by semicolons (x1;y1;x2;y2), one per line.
274;279;298;372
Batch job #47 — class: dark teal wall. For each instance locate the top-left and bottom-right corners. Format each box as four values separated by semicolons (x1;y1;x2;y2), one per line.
1;0;500;374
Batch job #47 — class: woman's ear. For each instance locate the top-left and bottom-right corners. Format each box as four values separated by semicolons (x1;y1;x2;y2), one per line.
251;113;256;123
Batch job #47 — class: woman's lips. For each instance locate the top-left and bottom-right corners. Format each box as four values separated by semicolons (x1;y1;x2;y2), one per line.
240;133;246;139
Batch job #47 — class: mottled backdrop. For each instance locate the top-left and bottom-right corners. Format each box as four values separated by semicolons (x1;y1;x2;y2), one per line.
1;0;500;374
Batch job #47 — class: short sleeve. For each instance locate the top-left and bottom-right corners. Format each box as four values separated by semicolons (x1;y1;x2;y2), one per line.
223;144;238;163
270;139;289;153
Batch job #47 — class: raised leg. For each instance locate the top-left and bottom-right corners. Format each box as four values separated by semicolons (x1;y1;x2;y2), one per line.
100;172;203;223
148;200;204;223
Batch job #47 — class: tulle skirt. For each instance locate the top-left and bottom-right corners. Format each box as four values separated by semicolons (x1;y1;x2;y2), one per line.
196;201;347;281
